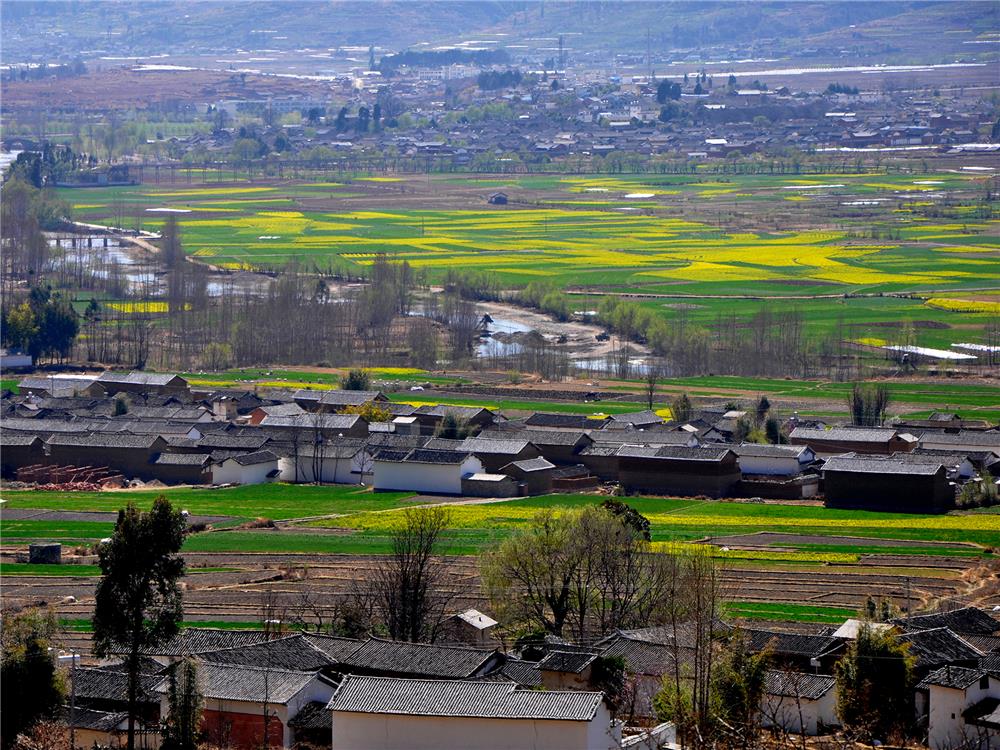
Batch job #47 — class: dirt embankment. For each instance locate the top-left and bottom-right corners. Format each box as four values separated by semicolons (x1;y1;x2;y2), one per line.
475;300;650;361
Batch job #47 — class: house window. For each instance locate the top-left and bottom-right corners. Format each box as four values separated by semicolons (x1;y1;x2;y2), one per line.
982;675;990;690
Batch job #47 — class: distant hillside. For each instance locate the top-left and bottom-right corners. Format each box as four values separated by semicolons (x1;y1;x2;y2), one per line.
1;1;516;59
2;0;991;64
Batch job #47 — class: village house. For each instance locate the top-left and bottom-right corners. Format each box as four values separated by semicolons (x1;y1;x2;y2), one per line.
461;471;521;498
209;450;280;485
438;609;499;647
732;442;820;499
95;372;190;398
45;434;170;480
61;707;134;750
0;434;44;476
150;452;213;484
917;667;1000;750
277;440;366;484
760;671;839;736
501;456;557;495
919;431;1000;456
451;436;542;472
156;663;337;750
17;374;102;398
293;389;389;413
258;413;369;438
248;402;306;425
524;412;608;431
372;447;483;495
735;443;817;476
412;404;497;435
336;637;503;680
789;426;917;456
328;675;621;750
822;455;954;512
616;445;741;497
537;650;599;691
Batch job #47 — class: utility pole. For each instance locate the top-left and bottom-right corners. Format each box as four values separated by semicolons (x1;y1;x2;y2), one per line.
56;651;79;750
647;29;652;81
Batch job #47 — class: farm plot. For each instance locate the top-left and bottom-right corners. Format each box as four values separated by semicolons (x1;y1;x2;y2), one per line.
0;483;418;520
3;491;995;638
57;170;999;349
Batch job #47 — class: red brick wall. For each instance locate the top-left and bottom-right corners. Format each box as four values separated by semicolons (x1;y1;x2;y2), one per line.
202;709;284;749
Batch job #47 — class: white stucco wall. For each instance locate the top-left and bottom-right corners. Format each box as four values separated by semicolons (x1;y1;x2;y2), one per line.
331;710;619;750
212;459;277;486
372;456;483;494
761;690;838;736
928;678;1000;750
278;455;358;484
738;455;802;476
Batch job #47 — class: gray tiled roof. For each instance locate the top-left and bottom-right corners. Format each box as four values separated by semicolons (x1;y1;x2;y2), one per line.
917;665;988;690
197;434;270;450
154;452;211;466
745;629;842;658
301;633;367;662
61;706;128;732
735;443;811;458
328;675;603;721
895;607;999;636
822;455;943;475
503;457;556;473
457;437;535;455
765;670;836;700
97;372;184;386
790;427;899;442
375;448;474;466
601;637;687;676
227;450;278;466
920;431;1000;448
140;628;270;656
255;403;306;417
899;627;983;670
19;375;96;392
198;634;335;670
46;433;165;449
261;414;362;430
490;428;592;447
74;668;160;704
537;650;598;674
415;405;493;419
294;389;384;405
616;444;732;461
609;410;663;426
525;413;600;429
0;434;42;446
288;439;367;460
340;638;498;679
155;662;325;704
363;433;430;450
475;658;543;688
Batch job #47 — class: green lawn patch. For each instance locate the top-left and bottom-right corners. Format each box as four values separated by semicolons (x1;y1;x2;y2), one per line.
60;618;265;633
724;601;858;624
0;563;102;576
0;484;416;521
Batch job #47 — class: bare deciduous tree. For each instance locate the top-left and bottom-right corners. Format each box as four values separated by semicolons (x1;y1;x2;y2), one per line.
364;506;454;642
